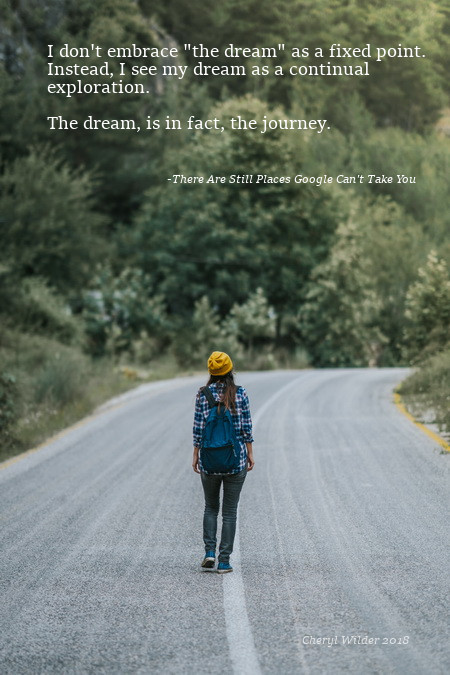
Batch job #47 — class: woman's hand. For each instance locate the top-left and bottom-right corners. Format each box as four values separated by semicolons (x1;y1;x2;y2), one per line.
246;442;255;471
192;447;201;474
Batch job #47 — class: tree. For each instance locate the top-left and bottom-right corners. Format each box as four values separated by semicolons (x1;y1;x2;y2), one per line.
0;146;107;293
134;95;343;339
299;219;386;367
82;265;169;357
226;287;276;352
0;0;173;222
403;251;450;362
171;296;243;367
148;0;449;131
357;197;430;364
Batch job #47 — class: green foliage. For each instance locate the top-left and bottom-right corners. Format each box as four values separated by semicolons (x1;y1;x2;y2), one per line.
20;278;83;344
171;296;243;368
135;95;343;326
82;266;169;357
403;251;450;362
357;197;430;364
0;372;18;436
0;324;91;417
354;129;450;244
32;351;88;406
302;0;448;131
304;126;450;250
0;146;107;292
54;0;167;221
300;219;386;367
0;271;83;344
400;347;450;434
0;0;450;454
226;288;276;351
150;0;448;131
0;324;176;461
0;0;177;221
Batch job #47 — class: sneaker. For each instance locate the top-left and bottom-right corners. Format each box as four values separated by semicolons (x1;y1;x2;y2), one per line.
217;561;233;574
201;551;215;569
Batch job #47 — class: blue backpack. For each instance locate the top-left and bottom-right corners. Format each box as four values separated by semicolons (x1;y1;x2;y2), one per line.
200;386;240;474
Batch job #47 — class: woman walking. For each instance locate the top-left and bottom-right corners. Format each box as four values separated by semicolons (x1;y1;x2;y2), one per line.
192;351;254;573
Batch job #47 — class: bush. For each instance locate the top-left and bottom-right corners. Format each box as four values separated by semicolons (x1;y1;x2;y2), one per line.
32;352;88;407
299;220;386;367
21;278;82;344
0;145;107;293
225;288;276;353
171;296;243;369
82;266;169;358
0;372;19;437
403;251;450;362
400;348;450;434
0;328;90;410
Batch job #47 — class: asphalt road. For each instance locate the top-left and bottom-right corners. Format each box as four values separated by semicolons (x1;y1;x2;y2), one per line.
0;369;449;674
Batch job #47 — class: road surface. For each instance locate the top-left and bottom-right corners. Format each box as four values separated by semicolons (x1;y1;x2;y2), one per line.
0;369;449;674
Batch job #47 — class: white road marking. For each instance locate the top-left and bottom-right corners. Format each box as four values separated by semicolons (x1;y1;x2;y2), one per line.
223;523;262;675
222;374;310;675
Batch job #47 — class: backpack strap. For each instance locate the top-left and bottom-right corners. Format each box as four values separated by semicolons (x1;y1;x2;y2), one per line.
201;386;218;408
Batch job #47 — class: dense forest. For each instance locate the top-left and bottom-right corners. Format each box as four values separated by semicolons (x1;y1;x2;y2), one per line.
1;0;449;457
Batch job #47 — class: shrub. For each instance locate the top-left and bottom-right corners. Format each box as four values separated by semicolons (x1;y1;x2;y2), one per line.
171;296;243;368
403;251;450;362
32;352;88;407
0;372;18;436
299;220;386;367
0;145;107;293
20;278;82;344
82;266;169;357
400;348;450;433
225;288;276;353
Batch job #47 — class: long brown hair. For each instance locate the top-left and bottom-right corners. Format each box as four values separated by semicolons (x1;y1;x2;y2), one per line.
206;372;237;412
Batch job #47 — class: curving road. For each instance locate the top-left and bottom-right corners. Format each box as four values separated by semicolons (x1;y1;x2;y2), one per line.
0;369;449;674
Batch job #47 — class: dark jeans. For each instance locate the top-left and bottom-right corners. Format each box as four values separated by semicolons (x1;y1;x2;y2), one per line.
200;467;247;563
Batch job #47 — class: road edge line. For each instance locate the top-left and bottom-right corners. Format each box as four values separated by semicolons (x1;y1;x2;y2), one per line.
393;390;450;453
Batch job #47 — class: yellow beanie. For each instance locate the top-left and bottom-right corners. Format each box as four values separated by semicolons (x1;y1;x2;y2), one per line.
208;351;233;376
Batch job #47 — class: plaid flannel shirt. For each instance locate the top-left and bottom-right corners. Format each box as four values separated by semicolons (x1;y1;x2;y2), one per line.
193;382;254;474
